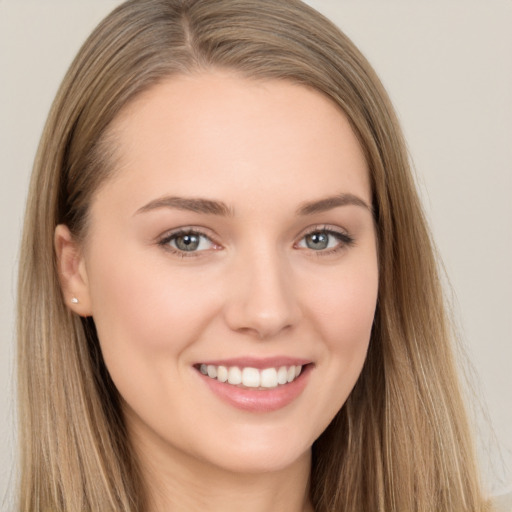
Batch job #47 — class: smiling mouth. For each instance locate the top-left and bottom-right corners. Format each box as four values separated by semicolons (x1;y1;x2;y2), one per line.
195;363;306;389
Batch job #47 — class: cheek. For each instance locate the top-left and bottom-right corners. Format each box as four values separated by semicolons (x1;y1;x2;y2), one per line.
309;260;378;353
85;248;225;429
85;244;221;359
307;253;378;391
294;256;378;444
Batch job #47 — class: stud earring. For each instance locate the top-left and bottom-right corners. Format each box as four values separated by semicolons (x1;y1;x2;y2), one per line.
71;297;79;304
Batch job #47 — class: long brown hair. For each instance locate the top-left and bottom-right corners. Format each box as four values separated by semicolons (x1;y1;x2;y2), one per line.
17;0;489;510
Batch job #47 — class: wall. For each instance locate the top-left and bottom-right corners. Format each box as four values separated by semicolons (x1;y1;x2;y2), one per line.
1;0;510;507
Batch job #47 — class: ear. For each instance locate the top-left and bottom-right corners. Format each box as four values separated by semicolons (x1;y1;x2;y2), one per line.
54;224;93;316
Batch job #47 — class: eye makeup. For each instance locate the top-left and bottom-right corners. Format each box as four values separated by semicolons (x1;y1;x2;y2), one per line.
295;224;355;256
156;222;355;259
157;227;221;258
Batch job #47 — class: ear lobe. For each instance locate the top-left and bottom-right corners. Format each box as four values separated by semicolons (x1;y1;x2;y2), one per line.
54;224;93;316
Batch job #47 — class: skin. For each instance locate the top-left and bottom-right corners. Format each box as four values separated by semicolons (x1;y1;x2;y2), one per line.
56;72;379;512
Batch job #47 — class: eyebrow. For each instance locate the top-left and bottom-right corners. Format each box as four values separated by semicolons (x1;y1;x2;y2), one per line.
135;196;233;216
296;193;373;216
135;192;372;218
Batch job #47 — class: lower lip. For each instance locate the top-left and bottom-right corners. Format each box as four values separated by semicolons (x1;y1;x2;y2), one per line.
197;365;312;413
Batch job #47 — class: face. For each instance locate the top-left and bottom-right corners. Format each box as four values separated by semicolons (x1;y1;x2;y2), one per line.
65;72;378;475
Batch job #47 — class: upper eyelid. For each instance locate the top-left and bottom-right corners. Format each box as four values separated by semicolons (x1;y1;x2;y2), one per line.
157;228;219;258
295;225;355;250
156;224;353;247
158;226;217;242
298;224;351;238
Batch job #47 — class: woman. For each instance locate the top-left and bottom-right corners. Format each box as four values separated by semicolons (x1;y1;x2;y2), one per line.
17;0;492;510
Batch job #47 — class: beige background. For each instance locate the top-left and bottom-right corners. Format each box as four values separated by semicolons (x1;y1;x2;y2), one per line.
1;0;511;508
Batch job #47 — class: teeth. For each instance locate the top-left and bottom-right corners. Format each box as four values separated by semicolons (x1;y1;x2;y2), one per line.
228;366;242;385
242;367;260;388
277;366;288;385
260;368;278;388
217;365;228;383
198;364;305;388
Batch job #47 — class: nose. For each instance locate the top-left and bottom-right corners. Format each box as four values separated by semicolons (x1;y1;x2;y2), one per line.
223;246;302;339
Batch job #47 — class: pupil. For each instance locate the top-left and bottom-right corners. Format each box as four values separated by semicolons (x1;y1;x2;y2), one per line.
176;234;199;251
307;232;328;250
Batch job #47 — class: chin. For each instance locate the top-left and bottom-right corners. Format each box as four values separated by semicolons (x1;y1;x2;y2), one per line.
195;428;314;475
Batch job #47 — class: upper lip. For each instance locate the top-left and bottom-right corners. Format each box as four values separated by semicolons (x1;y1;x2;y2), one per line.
195;357;312;370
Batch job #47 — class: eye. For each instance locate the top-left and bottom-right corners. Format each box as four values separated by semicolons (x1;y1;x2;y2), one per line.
159;230;217;254
296;227;354;253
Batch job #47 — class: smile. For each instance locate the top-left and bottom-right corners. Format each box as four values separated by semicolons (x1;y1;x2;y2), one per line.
198;364;303;389
194;358;313;412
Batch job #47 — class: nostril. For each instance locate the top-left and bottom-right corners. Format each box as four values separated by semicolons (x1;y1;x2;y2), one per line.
222;263;302;338
225;306;300;340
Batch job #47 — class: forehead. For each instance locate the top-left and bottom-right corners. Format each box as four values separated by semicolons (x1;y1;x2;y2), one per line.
96;72;371;212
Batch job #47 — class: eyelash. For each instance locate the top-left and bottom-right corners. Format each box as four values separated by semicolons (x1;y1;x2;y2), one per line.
295;225;355;256
157;225;355;258
158;228;219;258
